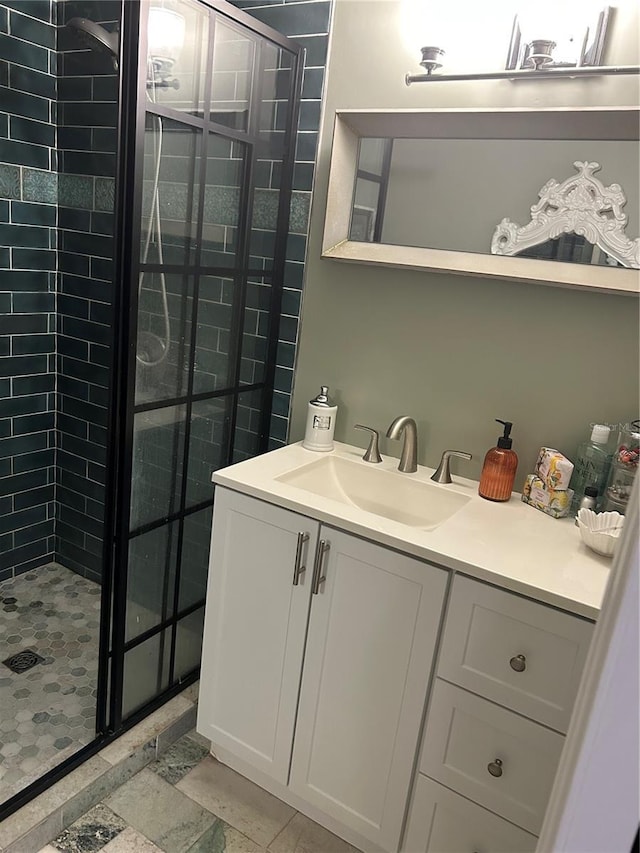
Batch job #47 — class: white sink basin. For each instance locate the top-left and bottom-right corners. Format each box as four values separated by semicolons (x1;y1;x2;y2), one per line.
276;455;470;529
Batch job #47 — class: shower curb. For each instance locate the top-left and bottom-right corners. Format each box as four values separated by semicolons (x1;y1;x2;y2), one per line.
0;683;201;853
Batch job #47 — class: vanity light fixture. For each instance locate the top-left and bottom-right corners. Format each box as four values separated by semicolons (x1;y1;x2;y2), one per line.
419;45;446;74
524;39;557;70
406;4;640;84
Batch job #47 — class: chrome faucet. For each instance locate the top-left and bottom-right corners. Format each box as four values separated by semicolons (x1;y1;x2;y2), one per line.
386;416;418;473
354;424;383;463
430;449;472;484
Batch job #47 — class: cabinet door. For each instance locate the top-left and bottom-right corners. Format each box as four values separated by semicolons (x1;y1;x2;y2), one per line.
198;489;318;784
289;528;447;852
402;774;538;853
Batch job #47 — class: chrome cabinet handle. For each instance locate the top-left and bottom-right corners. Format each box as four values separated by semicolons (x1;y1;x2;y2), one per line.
293;532;309;586
487;758;503;777
311;540;330;595
509;654;527;672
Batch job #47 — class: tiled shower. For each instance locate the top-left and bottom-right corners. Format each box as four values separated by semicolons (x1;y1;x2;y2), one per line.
0;0;331;817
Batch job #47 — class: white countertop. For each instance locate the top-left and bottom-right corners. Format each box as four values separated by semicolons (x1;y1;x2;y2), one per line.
212;441;613;620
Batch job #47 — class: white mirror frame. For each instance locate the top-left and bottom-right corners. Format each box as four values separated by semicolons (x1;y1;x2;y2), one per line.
322;108;640;296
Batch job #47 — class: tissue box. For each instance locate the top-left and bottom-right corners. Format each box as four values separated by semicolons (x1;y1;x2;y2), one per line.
522;474;574;519
535;447;574;491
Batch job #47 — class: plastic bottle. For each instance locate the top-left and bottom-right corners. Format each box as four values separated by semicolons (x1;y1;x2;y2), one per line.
602;420;639;515
302;385;337;452
478;419;519;502
569;424;612;515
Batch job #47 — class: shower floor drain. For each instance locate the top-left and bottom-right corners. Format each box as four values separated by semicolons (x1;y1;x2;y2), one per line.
2;649;45;674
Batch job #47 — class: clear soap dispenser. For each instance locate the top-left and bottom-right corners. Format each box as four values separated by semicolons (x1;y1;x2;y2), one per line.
479;419;519;502
302;385;337;452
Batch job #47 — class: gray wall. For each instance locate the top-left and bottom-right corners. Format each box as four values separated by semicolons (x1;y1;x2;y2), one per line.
290;0;640;481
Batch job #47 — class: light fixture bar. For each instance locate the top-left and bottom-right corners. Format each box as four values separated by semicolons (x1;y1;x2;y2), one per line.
405;65;640;85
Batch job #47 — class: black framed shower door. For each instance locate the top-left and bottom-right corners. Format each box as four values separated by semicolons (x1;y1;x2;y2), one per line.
101;0;303;734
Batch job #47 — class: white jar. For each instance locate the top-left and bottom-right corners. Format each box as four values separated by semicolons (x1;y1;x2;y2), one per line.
302;385;337;452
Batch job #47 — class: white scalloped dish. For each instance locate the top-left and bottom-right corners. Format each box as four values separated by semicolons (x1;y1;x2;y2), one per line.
577;509;625;557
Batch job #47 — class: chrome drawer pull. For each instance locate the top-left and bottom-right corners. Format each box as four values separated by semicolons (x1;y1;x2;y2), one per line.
487;758;503;777
293;532;309;586
509;654;527;672
311;540;330;595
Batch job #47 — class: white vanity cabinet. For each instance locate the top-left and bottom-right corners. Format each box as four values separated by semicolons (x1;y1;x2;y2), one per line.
403;574;594;852
198;487;448;853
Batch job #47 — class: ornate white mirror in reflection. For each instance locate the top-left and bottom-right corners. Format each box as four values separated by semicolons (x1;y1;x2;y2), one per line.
491;161;640;269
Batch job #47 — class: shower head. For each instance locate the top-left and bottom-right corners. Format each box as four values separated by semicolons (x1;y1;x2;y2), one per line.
67;17;119;66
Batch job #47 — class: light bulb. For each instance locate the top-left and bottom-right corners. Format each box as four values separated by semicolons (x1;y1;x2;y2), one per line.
400;0;517;72
516;0;604;65
148;6;186;65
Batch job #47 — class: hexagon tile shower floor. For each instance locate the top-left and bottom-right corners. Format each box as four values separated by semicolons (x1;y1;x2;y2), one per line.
0;563;101;803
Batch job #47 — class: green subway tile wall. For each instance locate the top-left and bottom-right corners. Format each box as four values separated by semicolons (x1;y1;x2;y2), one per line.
56;0;120;582
1;0;332;579
0;0;57;580
229;0;332;448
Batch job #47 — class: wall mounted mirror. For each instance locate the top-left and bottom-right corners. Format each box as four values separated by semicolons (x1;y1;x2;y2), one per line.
321;109;640;295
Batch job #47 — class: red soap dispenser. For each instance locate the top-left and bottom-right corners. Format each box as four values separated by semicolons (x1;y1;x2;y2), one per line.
479;419;519;502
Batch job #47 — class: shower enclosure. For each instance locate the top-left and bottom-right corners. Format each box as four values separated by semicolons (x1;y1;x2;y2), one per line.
106;0;303;727
0;0;302;818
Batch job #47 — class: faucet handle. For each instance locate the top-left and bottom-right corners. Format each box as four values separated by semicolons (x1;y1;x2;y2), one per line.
354;424;383;463
431;450;472;484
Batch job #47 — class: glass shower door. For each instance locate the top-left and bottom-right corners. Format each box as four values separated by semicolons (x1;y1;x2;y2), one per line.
107;0;302;724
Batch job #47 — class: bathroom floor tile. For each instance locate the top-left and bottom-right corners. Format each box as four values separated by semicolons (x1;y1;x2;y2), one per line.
186;819;264;852
105;768;216;853
101;827;163;852
268;812;360;853
0;563;101;804
32;729;361;853
176;755;295;848
50;803;128;852
148;732;210;785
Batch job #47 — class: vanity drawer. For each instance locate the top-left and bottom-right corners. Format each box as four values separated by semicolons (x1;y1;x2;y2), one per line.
438;574;593;731
403;774;538;853
420;680;565;835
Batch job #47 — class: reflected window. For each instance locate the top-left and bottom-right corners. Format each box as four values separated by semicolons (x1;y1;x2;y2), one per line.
349;138;392;243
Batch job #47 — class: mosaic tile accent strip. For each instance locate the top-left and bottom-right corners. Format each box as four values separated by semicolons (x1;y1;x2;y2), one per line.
0;562;100;804
0;164;21;200
23;168;59;205
57;173;95;210
94;177;115;212
288;192;310;235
